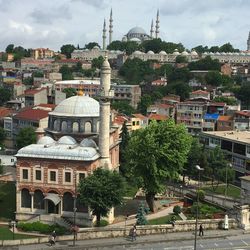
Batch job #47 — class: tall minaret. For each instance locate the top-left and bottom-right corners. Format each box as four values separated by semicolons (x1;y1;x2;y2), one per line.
109;8;113;45
98;56;113;169
247;31;250;51
150;19;154;38
155;9;160;39
102;19;107;50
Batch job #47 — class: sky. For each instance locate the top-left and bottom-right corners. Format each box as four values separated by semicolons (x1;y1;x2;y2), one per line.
0;0;249;52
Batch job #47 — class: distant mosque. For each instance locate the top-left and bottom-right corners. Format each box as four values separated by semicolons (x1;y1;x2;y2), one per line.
102;9;160;49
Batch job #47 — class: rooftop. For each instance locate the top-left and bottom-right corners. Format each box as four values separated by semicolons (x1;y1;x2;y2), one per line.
14;108;49;121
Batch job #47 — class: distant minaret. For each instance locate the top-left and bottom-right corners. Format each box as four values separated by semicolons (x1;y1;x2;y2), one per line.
99;55;113;169
109;8;113;45
102;19;107;50
248;31;250;51
150;19;154;38
155;9;160;39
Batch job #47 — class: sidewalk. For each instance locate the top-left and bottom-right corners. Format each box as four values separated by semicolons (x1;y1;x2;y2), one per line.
19;229;245;250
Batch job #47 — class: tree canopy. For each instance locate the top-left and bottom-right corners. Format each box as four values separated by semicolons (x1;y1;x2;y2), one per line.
188;56;221;71
16;127;36;149
62;88;77;98
125;119;192;211
92;56;104;69
213;96;238;105
107;40;139;55
111;100;135;116
234;83;250;109
78;168;125;226
191;43;239;54
0;87;12;105
84;42;100;50
60;44;75;59
59;65;74;80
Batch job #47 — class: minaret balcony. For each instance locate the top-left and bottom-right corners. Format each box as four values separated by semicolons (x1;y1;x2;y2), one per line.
98;89;114;99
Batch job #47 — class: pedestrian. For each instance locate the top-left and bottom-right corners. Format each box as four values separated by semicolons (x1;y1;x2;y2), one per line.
52;230;56;242
199;224;204;236
48;235;55;246
132;224;137;241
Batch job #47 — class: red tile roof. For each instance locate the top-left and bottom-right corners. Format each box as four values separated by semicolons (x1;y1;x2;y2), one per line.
132;113;147;119
218;116;233;121
209;102;226;106
25;88;46;95
235;110;250;117
0;107;13;118
148;114;168;121
14;108;49;121
191;90;209;94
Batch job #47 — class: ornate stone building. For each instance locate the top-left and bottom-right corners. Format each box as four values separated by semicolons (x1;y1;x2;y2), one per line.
15;57;119;226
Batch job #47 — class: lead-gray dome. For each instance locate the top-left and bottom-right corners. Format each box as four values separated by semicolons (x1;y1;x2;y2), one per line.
51;95;99;117
128;27;147;35
58;136;77;145
80;138;97;148
37;136;55;145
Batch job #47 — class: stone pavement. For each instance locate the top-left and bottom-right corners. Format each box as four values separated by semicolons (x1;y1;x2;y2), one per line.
18;229;245;250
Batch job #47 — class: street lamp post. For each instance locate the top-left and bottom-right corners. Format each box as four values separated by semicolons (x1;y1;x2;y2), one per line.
194;165;204;250
9;220;16;240
224;163;232;206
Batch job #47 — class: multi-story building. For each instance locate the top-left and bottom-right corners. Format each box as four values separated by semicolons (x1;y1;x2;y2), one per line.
200;130;250;180
147;103;175;118
217;116;234;131
113;84;141;109
190;90;210;100
31;48;55;60
234;111;250;130
128;114;148;131
176;101;207;134
24;88;48;107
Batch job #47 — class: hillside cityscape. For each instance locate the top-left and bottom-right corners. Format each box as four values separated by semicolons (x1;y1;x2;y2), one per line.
1;3;250;250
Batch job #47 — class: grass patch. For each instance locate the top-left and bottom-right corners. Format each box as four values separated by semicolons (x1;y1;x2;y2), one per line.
0;181;16;220
148;213;181;225
202;184;241;199
0;226;35;240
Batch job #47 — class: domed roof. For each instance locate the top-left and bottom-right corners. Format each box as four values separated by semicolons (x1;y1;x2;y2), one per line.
181;51;189;56
173;49;180;55
130;37;141;42
133;50;142;55
191;50;198;56
127;27;147;35
37;136;55;145
80;138;97;148
159;51;167;55
93;46;100;50
58;136;77;145
147;50;154;55
51;95;99;117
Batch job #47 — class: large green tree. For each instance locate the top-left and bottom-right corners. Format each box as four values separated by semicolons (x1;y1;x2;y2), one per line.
188;56;221;71
60;44;75;59
234;83;250;109
92;56;104;69
59;65;74;80
62;88;77;98
16;127;36;149
111;100;135;116
0;87;12;105
125;119;192;211
78;168;125;226
84;42;100;50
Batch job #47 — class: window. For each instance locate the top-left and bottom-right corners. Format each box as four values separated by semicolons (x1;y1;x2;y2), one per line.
136;121;139;125
35;170;41;181
22;169;28;180
50;171;56;182
65;172;71;183
79;173;85;181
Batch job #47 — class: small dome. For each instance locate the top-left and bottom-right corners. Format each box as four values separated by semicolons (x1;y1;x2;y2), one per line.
203;52;208;55
37;136;55;145
80;138;97;148
215;52;221;55
173;49;180;55
240;52;245;55
147;50;154;55
234;52;239;55
221;52;226;55
127;27;147;35
181;51;189;56
159;51;167;55
122;36;128;42
191;50;198;56
93;46;100;50
58;136;77;145
133;50;142;55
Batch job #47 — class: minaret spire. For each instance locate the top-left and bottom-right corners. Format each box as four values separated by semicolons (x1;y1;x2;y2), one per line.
248;31;250;51
98;56;113;170
155;9;160;39
150;19;154;38
102;19;107;50
109;8;113;45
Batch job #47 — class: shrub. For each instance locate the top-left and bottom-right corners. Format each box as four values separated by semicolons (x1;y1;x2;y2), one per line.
198;189;205;201
173;205;182;215
95;220;108;227
17;222;67;235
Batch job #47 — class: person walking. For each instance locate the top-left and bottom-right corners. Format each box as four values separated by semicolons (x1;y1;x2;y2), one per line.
131;225;137;241
199;224;204;236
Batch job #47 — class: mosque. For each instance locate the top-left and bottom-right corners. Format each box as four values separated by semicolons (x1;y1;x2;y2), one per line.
15;57;120;226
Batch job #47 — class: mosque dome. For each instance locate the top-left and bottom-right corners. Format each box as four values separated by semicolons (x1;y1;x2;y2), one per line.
37;136;55;145
133;50;142;55
58;136;77;145
130;37;141;42
51;95;99;117
173;49;180;55
127;27;147;35
80;138;98;148
191;50;198;56
181;51;189;56
147;50;155;55
159;51;167;55
93;46;100;50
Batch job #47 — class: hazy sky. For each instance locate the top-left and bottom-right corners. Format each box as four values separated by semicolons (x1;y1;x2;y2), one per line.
0;0;249;51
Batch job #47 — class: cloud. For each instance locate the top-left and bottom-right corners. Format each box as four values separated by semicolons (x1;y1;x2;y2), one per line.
9;20;33;34
30;4;72;24
72;0;109;9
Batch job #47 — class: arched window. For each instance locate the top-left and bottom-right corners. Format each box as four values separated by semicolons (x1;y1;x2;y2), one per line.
85;122;92;133
63;192;74;212
72;122;79;133
53;119;60;131
61;121;67;132
34;190;44;209
21;189;31;208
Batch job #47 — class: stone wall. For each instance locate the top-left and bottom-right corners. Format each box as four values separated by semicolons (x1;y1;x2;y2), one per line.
0;219;237;247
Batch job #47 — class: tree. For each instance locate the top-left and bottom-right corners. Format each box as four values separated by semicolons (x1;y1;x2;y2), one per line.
219;43;239;53
191;45;209;54
78;168;125;226
125;119;192;212
137;94;153;115
111;100;135;116
23;77;33;86
136;202;148;225
59;65;73;80
168;67;190;83
33;71;44;78
5;44;14;53
0;128;6;149
16;127;36;149
60;44;75;59
188;56;221;71
0;87;12;105
84;42;100;50
234;83;250;109
176;55;188;63
92;56;104;69
205;71;223;86
62;88;77;98
173;205;181;215
165;81;191;101
213;96;237;105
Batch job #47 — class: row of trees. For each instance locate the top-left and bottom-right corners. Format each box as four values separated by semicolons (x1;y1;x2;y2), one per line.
192;43;240;54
